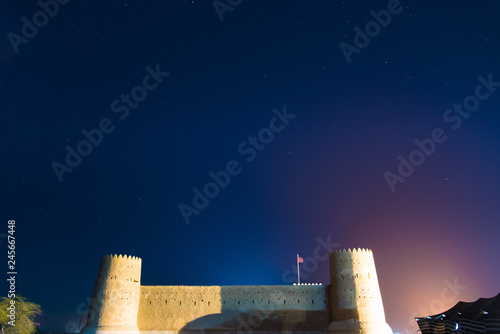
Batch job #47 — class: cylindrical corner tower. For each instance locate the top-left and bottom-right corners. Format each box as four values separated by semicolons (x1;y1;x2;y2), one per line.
80;254;142;334
328;248;392;334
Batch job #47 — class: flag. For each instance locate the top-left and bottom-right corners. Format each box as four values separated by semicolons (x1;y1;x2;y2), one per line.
297;256;304;263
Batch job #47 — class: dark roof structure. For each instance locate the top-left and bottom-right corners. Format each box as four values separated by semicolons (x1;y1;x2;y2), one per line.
416;293;500;333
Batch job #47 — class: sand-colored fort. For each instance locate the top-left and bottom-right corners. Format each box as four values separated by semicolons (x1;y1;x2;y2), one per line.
80;248;392;334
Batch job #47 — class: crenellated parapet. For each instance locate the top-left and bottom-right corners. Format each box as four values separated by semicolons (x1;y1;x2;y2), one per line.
80;254;142;334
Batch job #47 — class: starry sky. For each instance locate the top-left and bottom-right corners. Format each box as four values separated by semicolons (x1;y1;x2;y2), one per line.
1;0;500;333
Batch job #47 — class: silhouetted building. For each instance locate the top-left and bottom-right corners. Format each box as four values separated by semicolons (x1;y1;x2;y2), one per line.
416;293;500;333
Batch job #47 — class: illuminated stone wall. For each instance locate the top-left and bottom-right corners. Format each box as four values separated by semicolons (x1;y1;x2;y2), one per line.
80;250;393;334
137;284;327;331
328;248;392;334
80;255;142;334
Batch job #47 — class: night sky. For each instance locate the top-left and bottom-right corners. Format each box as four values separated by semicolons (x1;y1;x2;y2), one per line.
1;0;500;333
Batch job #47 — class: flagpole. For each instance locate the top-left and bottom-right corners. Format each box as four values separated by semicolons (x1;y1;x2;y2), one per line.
297;254;300;284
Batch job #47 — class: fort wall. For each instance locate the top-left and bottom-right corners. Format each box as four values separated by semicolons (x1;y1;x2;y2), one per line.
328;248;392;334
81;255;142;334
80;250;392;334
138;285;327;331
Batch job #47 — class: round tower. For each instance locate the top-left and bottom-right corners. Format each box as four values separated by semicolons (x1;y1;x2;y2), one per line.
80;254;142;334
328;248;392;334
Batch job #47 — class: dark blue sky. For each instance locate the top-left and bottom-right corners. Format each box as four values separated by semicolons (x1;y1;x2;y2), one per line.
1;0;500;332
